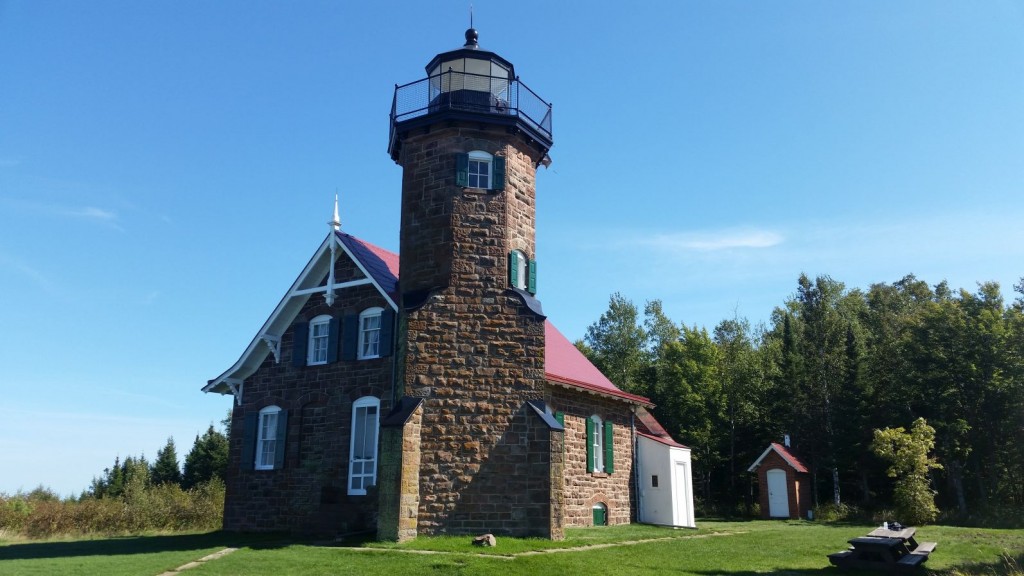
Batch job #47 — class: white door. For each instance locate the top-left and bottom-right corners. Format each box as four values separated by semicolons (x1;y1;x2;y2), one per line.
674;461;690;527
767;468;789;518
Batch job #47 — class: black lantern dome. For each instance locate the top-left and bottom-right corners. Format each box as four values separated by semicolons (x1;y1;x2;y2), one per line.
388;29;552;162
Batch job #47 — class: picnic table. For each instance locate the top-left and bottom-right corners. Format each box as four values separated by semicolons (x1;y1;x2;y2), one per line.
828;526;937;572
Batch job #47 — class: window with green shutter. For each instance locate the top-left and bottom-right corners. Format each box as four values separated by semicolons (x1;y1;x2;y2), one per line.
585;416;595;473
527;258;537;295
603;421;614;474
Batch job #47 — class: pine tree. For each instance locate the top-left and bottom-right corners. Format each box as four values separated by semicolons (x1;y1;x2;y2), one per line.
182;425;229;490
151;437;182;486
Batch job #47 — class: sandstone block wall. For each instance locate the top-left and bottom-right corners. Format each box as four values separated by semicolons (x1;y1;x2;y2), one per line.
550;386;637;527
223;258;393;536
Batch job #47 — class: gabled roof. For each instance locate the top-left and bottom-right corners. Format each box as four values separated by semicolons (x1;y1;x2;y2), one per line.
337;232;399;304
747;442;810;473
205;230;653;409
544;321;652;406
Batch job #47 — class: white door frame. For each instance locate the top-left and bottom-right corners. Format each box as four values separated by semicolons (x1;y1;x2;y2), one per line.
766;468;790;518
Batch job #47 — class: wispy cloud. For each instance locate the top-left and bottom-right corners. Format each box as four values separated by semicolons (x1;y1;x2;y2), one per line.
63;206;118;221
627;228;784;252
0;251;56;294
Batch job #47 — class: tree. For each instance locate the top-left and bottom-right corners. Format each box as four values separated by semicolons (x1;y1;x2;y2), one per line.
182;425;229;489
581;293;648;394
871;418;942;524
151;437;182;486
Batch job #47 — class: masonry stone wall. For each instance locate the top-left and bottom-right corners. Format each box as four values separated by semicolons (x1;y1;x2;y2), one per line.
222;257;393;536
376;403;423;542
549;386;637;526
394;121;557;537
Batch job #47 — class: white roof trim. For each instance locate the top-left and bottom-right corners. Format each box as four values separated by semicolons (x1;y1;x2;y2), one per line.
747;444;805;473
203;232;397;396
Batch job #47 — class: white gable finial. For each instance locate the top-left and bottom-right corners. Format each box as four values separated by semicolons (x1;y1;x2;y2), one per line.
330;192;341;230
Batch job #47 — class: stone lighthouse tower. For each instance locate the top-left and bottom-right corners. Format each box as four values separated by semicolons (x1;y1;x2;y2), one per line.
376;28;561;540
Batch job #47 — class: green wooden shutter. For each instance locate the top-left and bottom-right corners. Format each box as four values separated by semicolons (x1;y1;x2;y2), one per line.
604;421;615;474
326;317;340;364
273;410;288;470
508;250;520;289
292;322;309;367
554;411;564;427
527;259;537;295
342;314;358;361
379;308;395;357
585;417;595;473
455;153;469;187
492;156;506;191
241;412;258;470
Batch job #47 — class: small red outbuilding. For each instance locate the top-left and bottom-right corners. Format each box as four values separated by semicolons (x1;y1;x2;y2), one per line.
747;442;812;520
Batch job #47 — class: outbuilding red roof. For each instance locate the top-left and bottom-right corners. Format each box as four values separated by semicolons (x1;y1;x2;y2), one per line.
747;442;810;473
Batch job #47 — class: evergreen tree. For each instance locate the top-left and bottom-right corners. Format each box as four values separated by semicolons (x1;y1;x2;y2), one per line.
151;437;182;486
182;425;229;489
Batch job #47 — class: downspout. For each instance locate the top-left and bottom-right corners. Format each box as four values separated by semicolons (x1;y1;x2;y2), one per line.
632;408;642;524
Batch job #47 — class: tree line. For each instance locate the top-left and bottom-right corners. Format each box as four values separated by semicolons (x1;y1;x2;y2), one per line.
578;274;1024;525
1;423;229;537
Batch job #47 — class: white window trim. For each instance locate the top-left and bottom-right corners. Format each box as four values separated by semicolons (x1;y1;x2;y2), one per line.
256;405;282;471
591;414;605;473
357;307;384;360
308;314;332;366
348;396;380;495
467;150;493;190
512;249;528;290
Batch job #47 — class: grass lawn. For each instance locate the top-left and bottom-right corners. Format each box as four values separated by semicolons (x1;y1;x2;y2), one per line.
1;521;1022;576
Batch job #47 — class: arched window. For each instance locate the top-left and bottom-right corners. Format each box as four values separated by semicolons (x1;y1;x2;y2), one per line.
256;405;282;470
467;150;493;189
590;415;604;472
348;396;380;495
592;502;608;526
358;307;383;359
509;249;528;290
307;314;332;365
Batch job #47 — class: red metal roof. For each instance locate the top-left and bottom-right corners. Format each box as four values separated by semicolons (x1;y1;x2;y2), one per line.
339;232;651;406
748;442;810;473
337;231;400;303
544;321;652;405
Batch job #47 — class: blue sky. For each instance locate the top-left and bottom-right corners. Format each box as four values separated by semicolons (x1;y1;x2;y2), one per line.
1;1;1022;496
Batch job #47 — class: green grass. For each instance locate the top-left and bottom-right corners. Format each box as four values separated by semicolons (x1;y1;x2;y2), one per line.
1;521;1022;576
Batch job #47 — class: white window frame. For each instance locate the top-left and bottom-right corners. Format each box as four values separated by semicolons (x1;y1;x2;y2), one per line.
358;307;383;360
467;150;492;189
511;249;528;290
308;314;332;365
348;396;380;495
256;405;281;470
591;414;605;472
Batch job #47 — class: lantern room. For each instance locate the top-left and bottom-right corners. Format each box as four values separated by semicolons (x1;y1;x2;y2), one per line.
388;28;553;163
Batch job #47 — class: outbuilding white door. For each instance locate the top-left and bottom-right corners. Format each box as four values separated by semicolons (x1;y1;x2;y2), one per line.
674;461;691;527
767;468;789;518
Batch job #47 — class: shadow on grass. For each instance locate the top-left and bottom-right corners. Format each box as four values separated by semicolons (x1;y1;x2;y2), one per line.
0;531;289;561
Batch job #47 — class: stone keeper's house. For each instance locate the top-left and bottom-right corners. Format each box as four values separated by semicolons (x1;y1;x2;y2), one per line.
202;28;695;541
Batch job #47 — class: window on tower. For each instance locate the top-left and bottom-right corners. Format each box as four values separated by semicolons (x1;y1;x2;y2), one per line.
456;151;505;191
468;152;491;189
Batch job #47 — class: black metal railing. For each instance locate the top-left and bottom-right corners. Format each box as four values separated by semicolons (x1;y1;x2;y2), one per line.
390;70;552;149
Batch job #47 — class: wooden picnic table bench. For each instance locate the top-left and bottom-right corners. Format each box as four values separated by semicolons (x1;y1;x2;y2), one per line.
829;528;936;572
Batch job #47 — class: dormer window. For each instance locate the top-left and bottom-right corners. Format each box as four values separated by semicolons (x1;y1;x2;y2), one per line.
456;151;505;191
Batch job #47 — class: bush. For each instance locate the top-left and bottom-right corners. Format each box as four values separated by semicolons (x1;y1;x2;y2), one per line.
814;502;860;522
5;479;225;539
